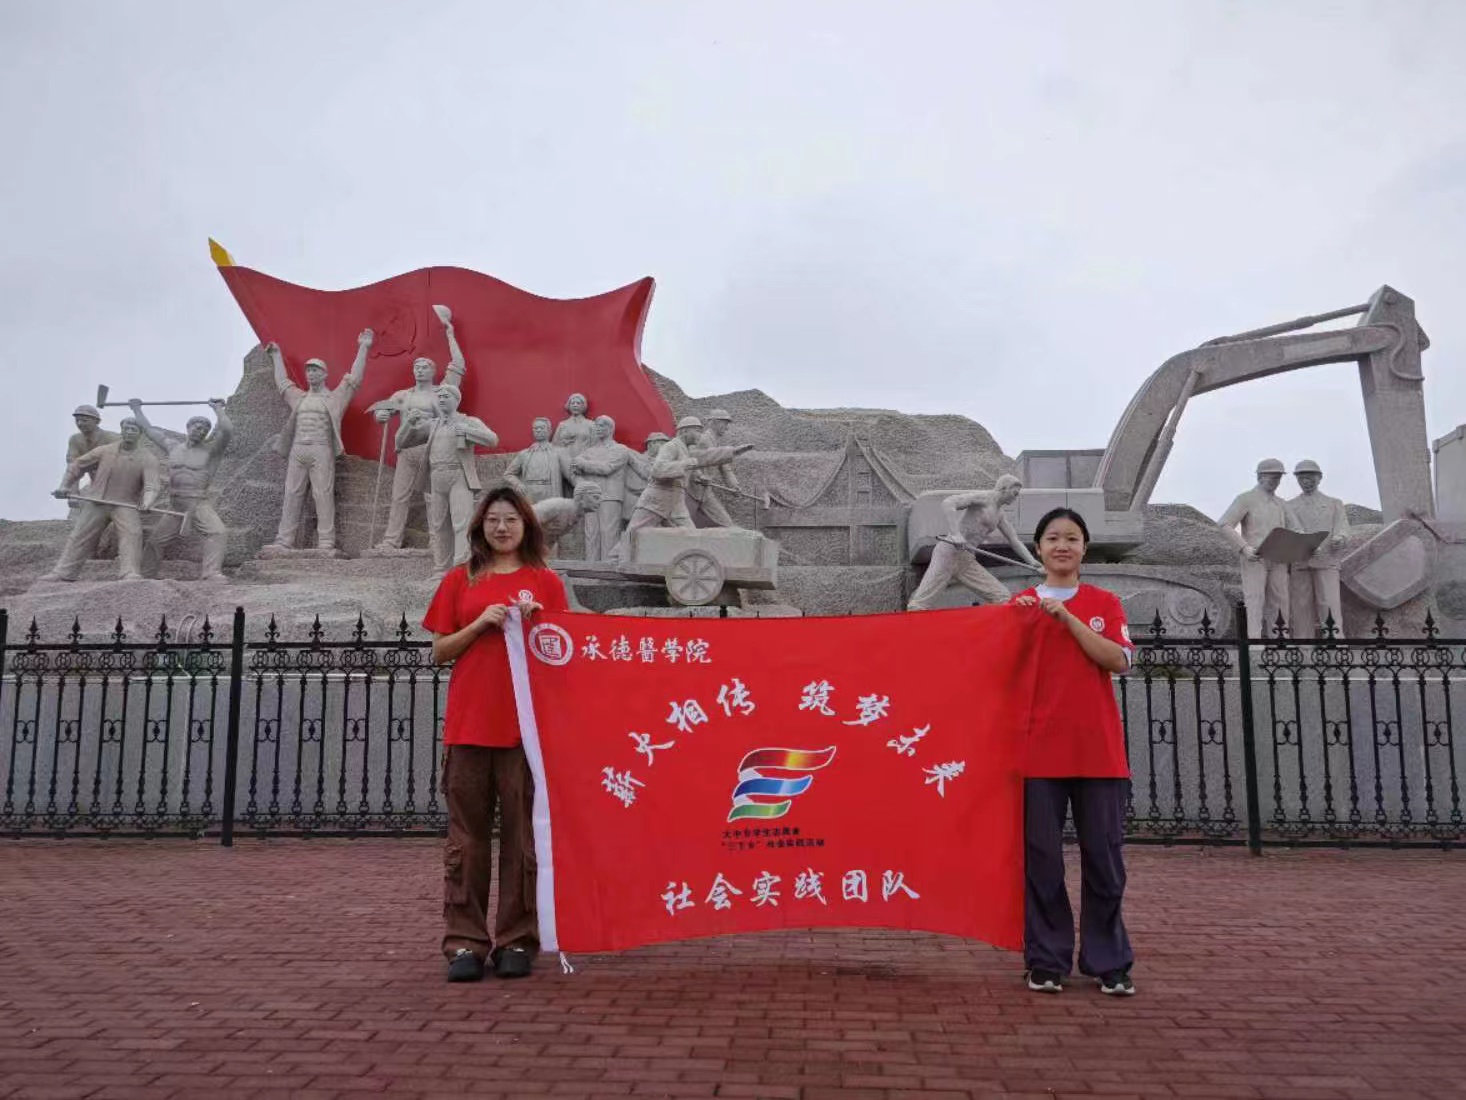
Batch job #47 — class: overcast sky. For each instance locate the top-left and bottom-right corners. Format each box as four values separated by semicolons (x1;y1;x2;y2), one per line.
3;1;1464;522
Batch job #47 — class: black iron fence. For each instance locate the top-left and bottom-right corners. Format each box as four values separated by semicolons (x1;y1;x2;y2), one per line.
0;609;446;843
1;606;1462;849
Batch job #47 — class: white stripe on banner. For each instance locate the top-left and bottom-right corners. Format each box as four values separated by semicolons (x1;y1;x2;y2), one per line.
503;608;559;953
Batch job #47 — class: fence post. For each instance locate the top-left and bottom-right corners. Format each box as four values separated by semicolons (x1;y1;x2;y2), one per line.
1234;600;1264;856
220;606;245;848
0;610;8;762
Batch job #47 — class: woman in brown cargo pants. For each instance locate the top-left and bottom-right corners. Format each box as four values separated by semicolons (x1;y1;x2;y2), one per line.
423;484;568;982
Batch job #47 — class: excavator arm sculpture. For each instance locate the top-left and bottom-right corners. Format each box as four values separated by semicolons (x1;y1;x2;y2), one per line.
1094;285;1432;523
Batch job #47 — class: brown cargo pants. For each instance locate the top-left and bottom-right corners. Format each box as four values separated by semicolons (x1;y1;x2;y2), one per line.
440;744;539;961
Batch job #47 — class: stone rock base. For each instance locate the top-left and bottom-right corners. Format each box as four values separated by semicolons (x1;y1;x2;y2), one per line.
359;548;433;559
255;545;347;560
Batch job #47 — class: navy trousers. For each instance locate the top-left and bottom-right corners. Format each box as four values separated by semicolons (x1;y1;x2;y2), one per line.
1024;777;1134;977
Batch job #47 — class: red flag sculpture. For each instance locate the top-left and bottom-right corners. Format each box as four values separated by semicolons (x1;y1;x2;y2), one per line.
211;240;675;460
506;607;1044;954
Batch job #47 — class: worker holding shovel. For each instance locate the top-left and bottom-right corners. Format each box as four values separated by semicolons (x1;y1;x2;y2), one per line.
45;417;165;582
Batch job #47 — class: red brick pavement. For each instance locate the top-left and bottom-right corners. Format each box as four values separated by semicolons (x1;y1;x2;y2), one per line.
1;842;1463;1100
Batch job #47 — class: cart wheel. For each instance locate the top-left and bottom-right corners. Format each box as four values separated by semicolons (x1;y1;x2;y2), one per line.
666;549;725;606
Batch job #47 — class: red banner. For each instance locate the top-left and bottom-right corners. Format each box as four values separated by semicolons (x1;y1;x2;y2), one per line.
506;607;1044;954
216;262;675;460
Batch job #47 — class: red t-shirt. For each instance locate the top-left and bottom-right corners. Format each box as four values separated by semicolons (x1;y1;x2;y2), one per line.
422;564;569;747
1012;583;1132;779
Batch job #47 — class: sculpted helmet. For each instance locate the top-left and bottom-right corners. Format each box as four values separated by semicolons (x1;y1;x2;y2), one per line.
705;408;732;423
645;431;670;445
676;416;703;432
1255;458;1285;475
73;404;101;420
1293;459;1322;476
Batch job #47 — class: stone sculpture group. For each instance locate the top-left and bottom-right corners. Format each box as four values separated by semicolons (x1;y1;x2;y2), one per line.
1217;458;1350;635
42;305;761;583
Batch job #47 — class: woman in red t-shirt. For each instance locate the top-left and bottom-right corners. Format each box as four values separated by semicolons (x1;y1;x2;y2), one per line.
423;483;568;983
1011;507;1137;997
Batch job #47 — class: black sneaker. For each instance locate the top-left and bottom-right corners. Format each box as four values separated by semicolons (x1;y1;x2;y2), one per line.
446;949;485;983
1025;968;1063;994
1098;968;1136;996
493;945;533;979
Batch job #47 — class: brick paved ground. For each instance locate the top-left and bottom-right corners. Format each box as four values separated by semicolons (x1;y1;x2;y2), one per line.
1;843;1463;1100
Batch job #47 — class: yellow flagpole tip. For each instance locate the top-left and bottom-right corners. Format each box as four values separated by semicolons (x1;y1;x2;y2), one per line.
208;238;235;267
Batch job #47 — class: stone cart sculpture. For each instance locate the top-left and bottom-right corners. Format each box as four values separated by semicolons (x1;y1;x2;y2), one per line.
565;528;779;607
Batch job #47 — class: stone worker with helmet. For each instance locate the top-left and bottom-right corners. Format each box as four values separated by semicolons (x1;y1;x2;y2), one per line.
1287;458;1350;634
1217;458;1300;635
612;415;752;563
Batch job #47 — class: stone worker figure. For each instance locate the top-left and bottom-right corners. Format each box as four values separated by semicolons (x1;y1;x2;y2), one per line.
534;481;603;553
613;416;752;563
130;398;233;582
65;404;118;496
1217;458;1299;636
267;331;372;552
504;417;575;503
367;307;466;550
620;432;665;527
571;414;636;560
906;476;1039;610
552;393;596;456
687;407;742;527
395;384;498;573
45;417;161;582
1288;458;1350;635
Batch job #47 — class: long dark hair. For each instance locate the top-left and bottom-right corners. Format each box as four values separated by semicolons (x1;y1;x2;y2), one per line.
466;483;548;579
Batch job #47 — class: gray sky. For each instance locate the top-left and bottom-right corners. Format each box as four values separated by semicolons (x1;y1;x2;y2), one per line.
3;0;1464;521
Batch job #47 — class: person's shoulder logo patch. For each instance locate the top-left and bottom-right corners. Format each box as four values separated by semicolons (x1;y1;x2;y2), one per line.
529;623;574;666
1089;616;1106;632
1120;623;1132;645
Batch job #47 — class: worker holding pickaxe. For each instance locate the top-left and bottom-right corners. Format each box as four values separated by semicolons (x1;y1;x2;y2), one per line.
130;398;233;582
45;417;163;582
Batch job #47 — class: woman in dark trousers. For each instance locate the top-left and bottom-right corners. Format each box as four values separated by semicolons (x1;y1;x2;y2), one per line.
423;484;568;983
1011;507;1137;996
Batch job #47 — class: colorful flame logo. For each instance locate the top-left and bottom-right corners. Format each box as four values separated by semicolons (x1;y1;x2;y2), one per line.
727;746;837;822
